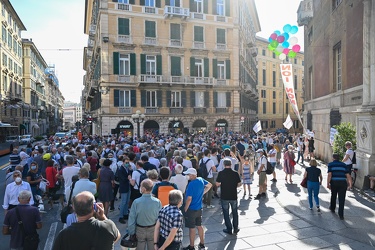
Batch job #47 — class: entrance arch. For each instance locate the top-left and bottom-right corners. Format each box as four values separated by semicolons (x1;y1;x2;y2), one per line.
168;120;184;134
144;120;160;136
215;119;228;133
192;119;207;133
116;120;134;137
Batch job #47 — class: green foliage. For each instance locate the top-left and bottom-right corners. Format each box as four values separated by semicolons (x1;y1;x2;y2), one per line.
332;122;356;159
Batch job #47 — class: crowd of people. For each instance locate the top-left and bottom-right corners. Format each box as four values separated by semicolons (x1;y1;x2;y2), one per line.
1;131;358;249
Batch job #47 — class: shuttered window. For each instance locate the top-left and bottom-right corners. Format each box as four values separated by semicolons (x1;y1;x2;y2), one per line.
118;18;129;35
145;21;156;38
194;26;204;42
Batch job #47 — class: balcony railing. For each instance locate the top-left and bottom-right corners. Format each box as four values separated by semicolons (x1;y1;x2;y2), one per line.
89;24;96;36
170;107;183;114
215;15;227;22
170;76;183;83
191;12;205;20
117;3;131;11
169;39;182;47
164;6;190;18
216;107;228;113
193;41;205;49
216;43;226;50
194;107;206;114
143;6;157;14
118;75;137;83
188;77;213;85
118;107;132;114
139;74;163;83
214;79;227;86
144;37;157;45
145;108;159;114
118;35;132;44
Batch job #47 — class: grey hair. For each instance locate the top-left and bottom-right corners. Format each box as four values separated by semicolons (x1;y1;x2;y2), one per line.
174;164;183;174
65;155;74;165
160;158;167;167
147;169;159;180
169;190;183;206
180;149;187;158
18;190;32;200
13;170;22;177
173;150;180;157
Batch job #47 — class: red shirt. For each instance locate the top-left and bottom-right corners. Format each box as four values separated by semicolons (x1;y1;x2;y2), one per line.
86;156;98;172
45;166;58;188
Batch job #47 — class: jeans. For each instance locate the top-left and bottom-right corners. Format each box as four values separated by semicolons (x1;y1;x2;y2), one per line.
158;235;181;250
119;191;130;218
203;177;214;206
330;181;348;217
307;181;320;208
297;151;304;163
220;200;238;232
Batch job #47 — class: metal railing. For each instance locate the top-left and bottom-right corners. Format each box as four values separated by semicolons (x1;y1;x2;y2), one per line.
144;6;157;14
118;35;132;44
194;107;206;114
193;41;205;49
170;107;183;114
164;6;190;17
139;75;163;83
216;43;227;50
145;108;159;114
117;3;131;11
169;39;182;47
118;107;132;114
144;37;157;45
216;107;228;113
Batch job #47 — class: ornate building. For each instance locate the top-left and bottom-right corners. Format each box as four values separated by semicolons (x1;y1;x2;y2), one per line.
83;0;260;137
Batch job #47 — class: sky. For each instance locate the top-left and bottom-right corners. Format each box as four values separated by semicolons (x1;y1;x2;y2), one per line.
10;0;304;104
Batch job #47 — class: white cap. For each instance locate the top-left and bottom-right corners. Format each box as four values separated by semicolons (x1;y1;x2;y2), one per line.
183;168;197;176
256;149;264;153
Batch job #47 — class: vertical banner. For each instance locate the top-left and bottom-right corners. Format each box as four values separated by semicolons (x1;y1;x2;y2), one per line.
280;64;304;128
330;127;337;146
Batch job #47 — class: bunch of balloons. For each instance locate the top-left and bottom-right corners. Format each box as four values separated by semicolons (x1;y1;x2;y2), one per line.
268;24;301;60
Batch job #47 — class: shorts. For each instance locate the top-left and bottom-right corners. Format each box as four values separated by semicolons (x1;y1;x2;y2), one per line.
259;172;267;185
184;209;202;228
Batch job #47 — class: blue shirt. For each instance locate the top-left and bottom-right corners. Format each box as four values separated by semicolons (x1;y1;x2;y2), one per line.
185;177;208;210
328;160;348;182
127;194;162;235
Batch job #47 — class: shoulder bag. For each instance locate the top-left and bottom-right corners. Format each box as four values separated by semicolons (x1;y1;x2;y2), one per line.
15;207;40;250
60;180;77;223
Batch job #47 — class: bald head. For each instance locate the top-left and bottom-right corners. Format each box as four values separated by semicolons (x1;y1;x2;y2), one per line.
72;191;95;216
140;179;154;193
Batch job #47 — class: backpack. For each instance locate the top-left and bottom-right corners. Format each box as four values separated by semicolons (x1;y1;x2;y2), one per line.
136;169;147;188
190;158;197;169
157;185;176;206
263;156;274;175
350;150;356;164
198;159;211;179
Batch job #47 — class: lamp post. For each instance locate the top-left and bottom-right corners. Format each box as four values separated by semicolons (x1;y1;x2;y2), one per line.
131;110;145;139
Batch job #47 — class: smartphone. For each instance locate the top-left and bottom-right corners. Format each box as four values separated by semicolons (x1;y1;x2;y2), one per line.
93;202;98;212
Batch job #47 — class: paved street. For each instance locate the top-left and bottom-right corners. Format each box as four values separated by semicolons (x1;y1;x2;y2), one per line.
1;154;375;250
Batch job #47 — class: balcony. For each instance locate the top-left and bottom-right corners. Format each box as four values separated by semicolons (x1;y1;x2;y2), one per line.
215;15;227;22
88;38;94;48
118;35;132;44
297;0;313;26
164;6;190;19
194;107;206;114
144;37;157;45
118;75;136;83
145;108;159;114
216;43;226;50
89;24;96;36
191;12;205;20
169;76;183;83
216;107;228;113
143;6;158;14
170;107;183;114
139;74;163;83
189;77;213;85
193;41;205;49
117;3;131;11
214;79;227;86
169;39;182;47
118;107;132;114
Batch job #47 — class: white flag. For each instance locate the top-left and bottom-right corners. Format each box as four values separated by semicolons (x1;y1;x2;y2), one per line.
283;114;293;129
253;121;262;133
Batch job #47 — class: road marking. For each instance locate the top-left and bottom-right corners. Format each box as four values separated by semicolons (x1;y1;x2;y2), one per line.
44;222;58;250
1;163;10;170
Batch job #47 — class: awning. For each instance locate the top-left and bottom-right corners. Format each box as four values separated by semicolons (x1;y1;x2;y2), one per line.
19;124;26;130
33;124;40;129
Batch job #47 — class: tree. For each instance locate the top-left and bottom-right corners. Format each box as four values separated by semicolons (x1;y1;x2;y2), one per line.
332;122;356;159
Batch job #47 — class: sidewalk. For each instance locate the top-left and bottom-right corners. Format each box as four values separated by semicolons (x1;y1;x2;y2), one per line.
110;160;375;249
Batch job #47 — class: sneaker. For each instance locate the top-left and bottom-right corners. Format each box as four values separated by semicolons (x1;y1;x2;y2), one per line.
182;245;195;250
233;228;240;234
261;192;267;197
309;207;312;210
317;207;321;212
118;218;126;224
206;205;215;209
339;216;344;220
223;229;232;235
214;193;220;198
198;243;206;249
271;178;277;182
254;194;262;200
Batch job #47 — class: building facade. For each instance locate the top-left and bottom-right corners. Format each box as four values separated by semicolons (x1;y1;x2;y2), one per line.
298;0;375;188
256;37;304;133
63;101;82;130
83;0;260;137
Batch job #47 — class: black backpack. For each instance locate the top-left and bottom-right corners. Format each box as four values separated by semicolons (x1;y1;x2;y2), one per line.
263;156;274;175
198;159;211;179
350;150;356;164
136;170;147;188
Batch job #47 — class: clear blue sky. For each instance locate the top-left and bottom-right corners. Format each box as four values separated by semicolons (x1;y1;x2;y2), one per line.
10;0;303;103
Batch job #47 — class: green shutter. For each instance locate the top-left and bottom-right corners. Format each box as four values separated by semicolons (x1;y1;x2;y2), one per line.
129;0;134;4
170;23;180;40
118;18;129;35
166;91;171;107
226;92;231;107
212;0;217;15
156;0;161;8
130;53;136;76
190;57;196;76
204;92;209;106
113;52;119;75
225;0;230;16
213;92;218;107
140;0;145;5
166;0;170;5
156;55;162;75
145;21;156;38
171;56;181;76
175;0;180;7
157;90;162;107
190;91;195;107
204;58;209;77
114;90;119;107
217;29;226;44
141;90;146;107
112;0;118;2
131;90;136;107
181;91;186;107
226;60;231;79
203;0;208;14
194;26;203;42
141;54;146;74
213;59;217;78
190;0;196;12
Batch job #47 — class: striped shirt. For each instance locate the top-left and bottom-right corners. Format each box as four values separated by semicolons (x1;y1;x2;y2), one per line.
328;160;348;181
158;205;183;243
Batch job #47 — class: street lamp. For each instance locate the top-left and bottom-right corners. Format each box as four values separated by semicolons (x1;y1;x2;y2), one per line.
131;110;145;139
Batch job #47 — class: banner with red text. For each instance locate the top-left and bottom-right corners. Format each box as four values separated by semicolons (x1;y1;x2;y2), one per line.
280;64;304;128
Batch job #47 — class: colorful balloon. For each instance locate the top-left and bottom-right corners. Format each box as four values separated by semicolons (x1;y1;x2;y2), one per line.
283;48;290;55
268;44;275;51
279;54;286;60
283;24;292;33
288;50;297;58
292;44;301;53
290;25;298;34
274;30;281;36
268;37;273;42
276;45;283;53
270;33;277;40
282;41;290;48
282;32;290;41
275;50;282;56
289;37;298;46
277;36;285;43
270;40;279;48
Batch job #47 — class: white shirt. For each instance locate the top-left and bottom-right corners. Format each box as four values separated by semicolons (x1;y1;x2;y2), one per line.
217;157;238;172
182;158;193;169
3;181;34;209
199;156;216;178
170;174;188;194
268;149;277;163
71;179;97;198
344;149;354;165
149;157;160;169
63;166;80;196
259;156;268;172
131;168;146;190
210;155;219;166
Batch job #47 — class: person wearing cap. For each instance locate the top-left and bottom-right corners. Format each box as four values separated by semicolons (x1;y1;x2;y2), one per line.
255;149;268;200
182;168;212;250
